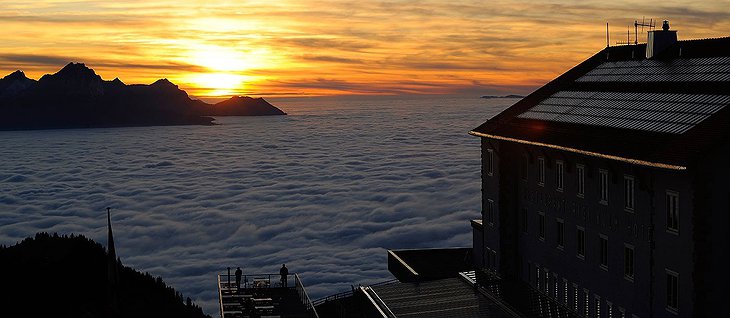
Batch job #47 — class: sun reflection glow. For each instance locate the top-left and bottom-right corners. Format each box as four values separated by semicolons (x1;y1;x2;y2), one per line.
187;73;253;96
185;43;272;96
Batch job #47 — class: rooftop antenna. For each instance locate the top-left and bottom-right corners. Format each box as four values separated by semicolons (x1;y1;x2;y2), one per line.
605;22;610;60
634;17;656;44
616;25;632;45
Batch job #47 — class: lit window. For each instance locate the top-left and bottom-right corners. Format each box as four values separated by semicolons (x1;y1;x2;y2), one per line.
599;169;609;204
600;235;608;270
577;227;586;259
486;199;495;225
624;175;635;211
666;270;679;313
556;219;565;248
667;191;679;234
624;244;634;281
553;273;558;299
487;148;494;176
556;160;564;191
538;157;545;186
573;284;579;312
563;279;568;304
536;265;541;289
577;164;585;197
595;296;601;318
538;212;546;241
584;289;589;317
544;269;549;294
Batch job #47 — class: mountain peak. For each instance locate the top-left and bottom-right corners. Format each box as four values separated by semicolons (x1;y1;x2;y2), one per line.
54;62;98;79
212;95;286;116
2;70;30;81
151;78;178;88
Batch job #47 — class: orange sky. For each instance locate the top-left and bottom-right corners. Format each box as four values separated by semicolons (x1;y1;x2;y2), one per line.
2;0;730;99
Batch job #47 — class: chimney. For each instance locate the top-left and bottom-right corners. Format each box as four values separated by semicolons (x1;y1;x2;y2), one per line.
646;20;677;59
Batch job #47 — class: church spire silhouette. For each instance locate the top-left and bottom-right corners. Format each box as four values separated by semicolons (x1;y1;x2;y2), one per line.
107;207;119;315
107;207;118;283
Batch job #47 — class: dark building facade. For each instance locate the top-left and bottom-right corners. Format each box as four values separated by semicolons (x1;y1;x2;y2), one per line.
471;24;730;318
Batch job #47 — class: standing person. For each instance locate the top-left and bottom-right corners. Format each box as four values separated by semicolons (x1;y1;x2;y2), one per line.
279;264;289;287
235;267;243;290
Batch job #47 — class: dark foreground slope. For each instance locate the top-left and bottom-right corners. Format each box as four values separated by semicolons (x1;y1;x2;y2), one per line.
0;232;211;318
0;63;285;130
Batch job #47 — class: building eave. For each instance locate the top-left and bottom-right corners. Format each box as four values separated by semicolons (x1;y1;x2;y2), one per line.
468;130;687;171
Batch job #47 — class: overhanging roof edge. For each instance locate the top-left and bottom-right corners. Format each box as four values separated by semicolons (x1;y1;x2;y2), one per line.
468;131;687;171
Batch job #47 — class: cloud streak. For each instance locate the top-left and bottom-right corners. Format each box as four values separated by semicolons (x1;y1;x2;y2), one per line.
1;0;729;96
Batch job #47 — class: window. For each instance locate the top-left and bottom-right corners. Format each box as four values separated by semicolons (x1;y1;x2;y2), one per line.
563;278;568;304
599;169;609;204
556;219;565;249
538;212;546;241
584;289;590;317
543;268;550;294
573;284;579;312
577;164;585;197
619;307;626;318
624;175;635;211
486;199;495;225
595;295;601;318
521;208;528;233
553;273;558;299
667;191;679;234
538;157;545;186
599;235;608;270
666;270;679;313
487;149;494;176
556;160;564;191
521;154;528;181
624;244;634;281
577;226;586;259
536;265;541;289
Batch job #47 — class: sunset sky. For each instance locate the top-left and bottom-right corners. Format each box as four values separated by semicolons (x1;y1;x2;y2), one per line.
2;0;729;98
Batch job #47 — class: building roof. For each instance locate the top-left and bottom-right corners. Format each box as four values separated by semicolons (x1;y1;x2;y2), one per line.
366;277;518;318
388;248;474;282
470;36;730;170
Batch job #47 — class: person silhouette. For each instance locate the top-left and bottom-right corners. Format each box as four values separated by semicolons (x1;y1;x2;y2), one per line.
280;264;289;287
235;267;243;290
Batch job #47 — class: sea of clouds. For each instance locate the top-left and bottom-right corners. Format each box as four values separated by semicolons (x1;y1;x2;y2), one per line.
0;95;512;315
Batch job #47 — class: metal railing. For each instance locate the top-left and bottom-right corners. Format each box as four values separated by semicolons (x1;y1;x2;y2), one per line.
218;272;296;289
311;289;353;307
310;278;399;307
217;274;225;318
295;274;320;318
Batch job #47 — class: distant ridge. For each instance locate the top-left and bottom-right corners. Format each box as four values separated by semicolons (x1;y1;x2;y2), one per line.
480;94;525;99
207;96;287;116
0;63;286;130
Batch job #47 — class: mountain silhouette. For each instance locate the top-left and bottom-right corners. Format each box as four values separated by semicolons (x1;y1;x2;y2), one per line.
208;96;287;116
0;63;286;130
